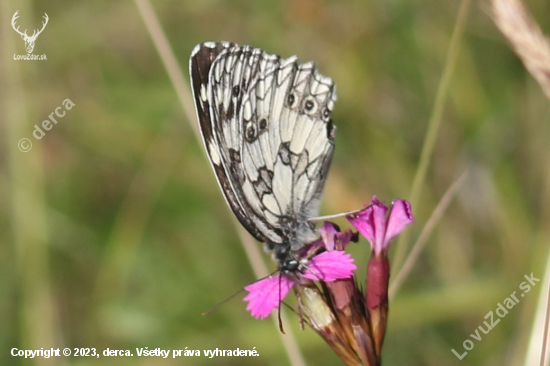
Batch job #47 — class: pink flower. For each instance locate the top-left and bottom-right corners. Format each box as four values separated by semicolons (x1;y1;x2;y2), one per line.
243;234;357;319
318;221;356;251
346;197;413;255
243;275;294;319
302;251;356;282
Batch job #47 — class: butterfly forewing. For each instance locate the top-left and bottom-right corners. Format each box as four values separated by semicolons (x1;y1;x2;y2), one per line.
190;41;337;264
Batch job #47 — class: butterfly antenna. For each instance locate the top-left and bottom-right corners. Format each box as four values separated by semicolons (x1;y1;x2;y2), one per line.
278;273;285;334
202;288;246;316
202;270;279;316
308;208;364;222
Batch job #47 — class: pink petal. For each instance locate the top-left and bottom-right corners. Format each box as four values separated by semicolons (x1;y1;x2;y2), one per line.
302;238;325;257
346;207;375;244
335;230;355;250
384;199;414;246
243;275;294;319
319;222;339;251
370;198;390;252
347;197;389;253
303;251;357;282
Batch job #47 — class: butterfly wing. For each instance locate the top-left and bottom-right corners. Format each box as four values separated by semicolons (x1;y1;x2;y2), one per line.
190;41;267;242
190;42;337;250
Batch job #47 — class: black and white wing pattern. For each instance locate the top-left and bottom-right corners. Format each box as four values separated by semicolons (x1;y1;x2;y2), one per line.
190;41;337;268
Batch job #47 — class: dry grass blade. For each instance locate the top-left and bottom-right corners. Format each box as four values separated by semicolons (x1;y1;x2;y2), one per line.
134;0;198;137
492;1;550;364
492;0;550;101
541;274;550;366
392;0;472;270
523;251;550;366
389;171;467;298
2;1;61;359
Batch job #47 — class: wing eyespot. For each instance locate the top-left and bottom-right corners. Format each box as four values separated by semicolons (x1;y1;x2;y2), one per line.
287;93;296;108
245;122;257;142
259;118;268;131
304;97;317;115
232;85;240;96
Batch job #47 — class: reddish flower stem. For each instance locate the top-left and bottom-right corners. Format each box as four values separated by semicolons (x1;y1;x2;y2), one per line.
366;253;389;357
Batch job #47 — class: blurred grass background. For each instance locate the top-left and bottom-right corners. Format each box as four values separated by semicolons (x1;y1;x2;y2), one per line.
2;0;550;365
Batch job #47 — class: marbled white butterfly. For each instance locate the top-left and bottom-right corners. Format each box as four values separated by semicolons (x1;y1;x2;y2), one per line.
189;41;337;274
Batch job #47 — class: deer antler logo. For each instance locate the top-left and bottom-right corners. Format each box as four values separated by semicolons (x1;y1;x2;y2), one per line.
11;11;49;54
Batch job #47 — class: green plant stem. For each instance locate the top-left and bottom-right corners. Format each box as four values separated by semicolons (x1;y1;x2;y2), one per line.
392;0;472;272
2;2;60;365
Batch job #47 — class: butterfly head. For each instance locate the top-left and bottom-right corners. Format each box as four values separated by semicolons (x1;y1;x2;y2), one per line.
273;243;310;274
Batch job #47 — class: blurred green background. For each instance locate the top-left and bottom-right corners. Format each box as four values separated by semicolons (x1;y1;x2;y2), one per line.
2;0;550;365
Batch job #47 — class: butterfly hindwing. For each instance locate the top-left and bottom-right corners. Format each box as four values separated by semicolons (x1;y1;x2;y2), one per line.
190;41;337;254
241;56;337;250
